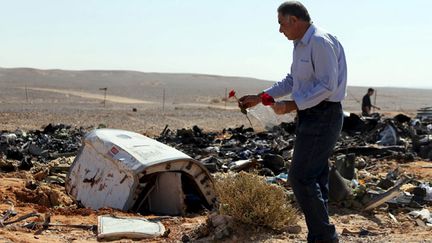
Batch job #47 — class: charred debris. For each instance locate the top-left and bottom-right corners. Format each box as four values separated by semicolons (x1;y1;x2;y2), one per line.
0;112;432;215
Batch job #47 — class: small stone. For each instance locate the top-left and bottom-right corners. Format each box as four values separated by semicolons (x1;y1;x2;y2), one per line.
286;225;302;234
340;217;350;224
416;218;427;228
181;234;190;242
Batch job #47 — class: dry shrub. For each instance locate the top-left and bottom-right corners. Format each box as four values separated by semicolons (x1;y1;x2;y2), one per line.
214;172;298;230
210;98;220;103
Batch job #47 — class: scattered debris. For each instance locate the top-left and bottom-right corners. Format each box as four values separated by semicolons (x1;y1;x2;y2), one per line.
97;215;166;240
0;110;431;241
0;211;40;227
417;107;432;122
341;227;384;236
66;128;216;215
364;177;410;211
0;123;84;170
408;209;432;227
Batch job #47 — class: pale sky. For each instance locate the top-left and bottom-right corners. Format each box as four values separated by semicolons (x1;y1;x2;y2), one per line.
0;0;431;88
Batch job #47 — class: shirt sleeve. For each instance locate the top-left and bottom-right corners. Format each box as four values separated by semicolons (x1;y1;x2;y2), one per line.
292;38;339;110
263;73;294;98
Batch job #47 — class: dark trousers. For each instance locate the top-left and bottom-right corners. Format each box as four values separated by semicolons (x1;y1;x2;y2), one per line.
289;101;343;243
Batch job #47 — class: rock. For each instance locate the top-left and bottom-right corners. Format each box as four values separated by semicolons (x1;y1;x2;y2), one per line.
286;225;302;234
34;168;49;181
47;186;74;206
262;154;285;174
0;158;18;172
329;166;352;202
208;214;233;240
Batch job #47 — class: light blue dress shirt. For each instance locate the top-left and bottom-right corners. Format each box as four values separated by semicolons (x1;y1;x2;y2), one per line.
264;24;347;110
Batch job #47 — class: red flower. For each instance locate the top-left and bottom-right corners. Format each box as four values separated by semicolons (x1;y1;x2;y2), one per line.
260;93;275;106
228;89;236;98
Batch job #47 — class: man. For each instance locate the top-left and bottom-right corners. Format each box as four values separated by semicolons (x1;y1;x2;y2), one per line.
361;88;380;116
239;2;346;242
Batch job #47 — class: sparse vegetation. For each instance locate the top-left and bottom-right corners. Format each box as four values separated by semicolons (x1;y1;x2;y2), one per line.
214;172;298;230
210;98;220;103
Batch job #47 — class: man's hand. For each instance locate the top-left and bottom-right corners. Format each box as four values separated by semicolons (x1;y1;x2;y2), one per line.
271;100;297;114
372;105;381;110
238;95;262;110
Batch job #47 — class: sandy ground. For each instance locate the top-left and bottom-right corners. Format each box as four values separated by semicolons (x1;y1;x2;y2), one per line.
1;69;432;242
0;161;431;242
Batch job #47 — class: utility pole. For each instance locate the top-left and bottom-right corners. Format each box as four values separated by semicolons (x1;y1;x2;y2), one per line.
25;83;29;103
99;87;107;107
224;88;227;110
162;88;165;113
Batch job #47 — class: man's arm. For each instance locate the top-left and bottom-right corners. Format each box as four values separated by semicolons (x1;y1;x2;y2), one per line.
372;104;381;110
263;73;294;98
238;73;294;109
271;100;298;114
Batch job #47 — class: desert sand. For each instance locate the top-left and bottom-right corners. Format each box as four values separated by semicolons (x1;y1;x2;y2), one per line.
1;67;432;242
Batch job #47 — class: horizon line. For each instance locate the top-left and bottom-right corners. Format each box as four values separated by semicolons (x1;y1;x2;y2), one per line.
1;66;431;90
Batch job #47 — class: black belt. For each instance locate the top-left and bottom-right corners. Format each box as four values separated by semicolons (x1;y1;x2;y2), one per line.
322;100;340;104
317;100;340;106
307;100;341;110
298;100;341;113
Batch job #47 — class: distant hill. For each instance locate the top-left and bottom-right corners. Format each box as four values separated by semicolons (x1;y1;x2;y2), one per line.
0;67;270;99
1;67;431;112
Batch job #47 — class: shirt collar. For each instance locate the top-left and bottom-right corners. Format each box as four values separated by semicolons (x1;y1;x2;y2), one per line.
294;24;316;46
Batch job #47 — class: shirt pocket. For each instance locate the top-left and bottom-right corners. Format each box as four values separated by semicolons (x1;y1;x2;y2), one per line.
294;58;314;80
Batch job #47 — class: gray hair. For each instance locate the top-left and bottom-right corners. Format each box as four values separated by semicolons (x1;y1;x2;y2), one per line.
277;1;311;22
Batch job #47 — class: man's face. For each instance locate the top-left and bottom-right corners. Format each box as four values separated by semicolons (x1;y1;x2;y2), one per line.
278;13;297;40
368;91;374;96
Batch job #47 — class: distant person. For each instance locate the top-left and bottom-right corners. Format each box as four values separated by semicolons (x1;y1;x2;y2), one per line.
361;88;380;116
238;1;346;242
